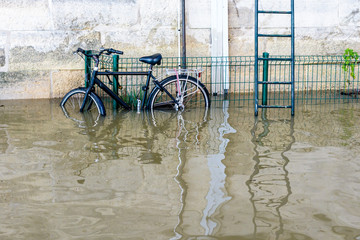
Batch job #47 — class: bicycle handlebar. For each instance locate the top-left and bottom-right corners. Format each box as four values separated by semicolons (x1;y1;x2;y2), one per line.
74;47;124;57
106;48;124;55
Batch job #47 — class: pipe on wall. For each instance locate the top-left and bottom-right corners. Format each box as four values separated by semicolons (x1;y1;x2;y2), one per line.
181;0;186;68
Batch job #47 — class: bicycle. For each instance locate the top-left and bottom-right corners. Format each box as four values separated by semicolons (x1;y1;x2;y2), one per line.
60;47;210;123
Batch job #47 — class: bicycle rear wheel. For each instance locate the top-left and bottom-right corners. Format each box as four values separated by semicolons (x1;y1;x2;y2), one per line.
60;88;105;125
148;75;210;110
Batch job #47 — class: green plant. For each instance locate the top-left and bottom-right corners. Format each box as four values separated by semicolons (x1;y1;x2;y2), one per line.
342;48;359;89
121;89;143;109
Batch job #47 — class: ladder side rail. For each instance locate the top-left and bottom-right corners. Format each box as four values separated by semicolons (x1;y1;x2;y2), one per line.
255;0;259;116
291;0;295;116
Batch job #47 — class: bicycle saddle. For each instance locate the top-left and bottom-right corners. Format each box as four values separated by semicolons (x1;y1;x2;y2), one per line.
139;53;162;65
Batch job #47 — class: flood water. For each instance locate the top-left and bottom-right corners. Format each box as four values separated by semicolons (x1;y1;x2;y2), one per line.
0;99;360;240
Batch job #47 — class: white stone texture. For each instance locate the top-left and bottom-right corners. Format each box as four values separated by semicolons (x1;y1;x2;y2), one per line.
187;0;211;29
0;0;52;31
51;0;138;31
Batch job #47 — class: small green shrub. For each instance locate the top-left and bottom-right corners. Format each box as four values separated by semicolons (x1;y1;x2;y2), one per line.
342;48;359;89
122;90;143;109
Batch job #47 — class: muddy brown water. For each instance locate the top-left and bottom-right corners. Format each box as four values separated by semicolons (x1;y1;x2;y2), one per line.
0;99;359;240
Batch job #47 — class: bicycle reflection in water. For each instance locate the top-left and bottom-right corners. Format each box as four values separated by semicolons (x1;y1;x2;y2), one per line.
168;108;211;239
171;101;236;239
61;106;211;178
248;110;295;240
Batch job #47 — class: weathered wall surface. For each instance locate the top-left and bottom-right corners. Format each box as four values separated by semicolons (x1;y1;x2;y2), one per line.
0;0;179;99
0;0;359;99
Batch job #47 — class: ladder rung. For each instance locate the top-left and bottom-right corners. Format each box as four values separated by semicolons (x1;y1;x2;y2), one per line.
258;57;293;61
258;105;292;109
258;34;292;38
258;81;292;85
258;10;292;14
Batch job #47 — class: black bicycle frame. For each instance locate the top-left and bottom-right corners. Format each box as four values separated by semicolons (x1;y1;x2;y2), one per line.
80;65;178;112
93;76;130;109
98;71;152;109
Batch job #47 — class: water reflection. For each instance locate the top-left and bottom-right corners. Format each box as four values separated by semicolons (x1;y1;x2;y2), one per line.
171;101;236;238
171;111;208;239
1;100;360;239
248;110;294;239
200;101;235;235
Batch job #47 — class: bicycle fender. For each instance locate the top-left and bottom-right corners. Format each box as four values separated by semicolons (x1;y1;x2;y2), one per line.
61;87;106;116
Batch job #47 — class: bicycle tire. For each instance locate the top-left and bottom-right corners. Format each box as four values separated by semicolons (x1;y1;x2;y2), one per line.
60;88;105;125
148;75;210;111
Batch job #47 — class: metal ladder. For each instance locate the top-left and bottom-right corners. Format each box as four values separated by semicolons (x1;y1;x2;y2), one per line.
254;0;295;116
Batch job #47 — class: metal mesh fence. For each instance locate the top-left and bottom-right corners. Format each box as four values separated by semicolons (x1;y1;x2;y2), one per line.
86;54;360;108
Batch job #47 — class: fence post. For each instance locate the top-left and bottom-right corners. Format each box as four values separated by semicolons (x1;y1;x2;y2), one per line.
84;50;92;88
262;52;269;105
112;54;119;109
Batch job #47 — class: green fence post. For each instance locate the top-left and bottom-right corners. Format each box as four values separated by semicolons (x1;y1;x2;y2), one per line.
262;52;269;105
84;50;92;88
112;54;119;109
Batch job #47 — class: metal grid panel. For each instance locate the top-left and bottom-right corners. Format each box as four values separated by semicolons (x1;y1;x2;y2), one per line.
85;54;360;107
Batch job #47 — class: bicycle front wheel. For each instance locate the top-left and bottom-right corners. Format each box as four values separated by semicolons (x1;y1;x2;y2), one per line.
60;88;105;125
148;75;210;110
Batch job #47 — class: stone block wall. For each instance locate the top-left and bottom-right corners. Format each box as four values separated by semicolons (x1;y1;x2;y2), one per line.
0;0;179;99
0;0;359;99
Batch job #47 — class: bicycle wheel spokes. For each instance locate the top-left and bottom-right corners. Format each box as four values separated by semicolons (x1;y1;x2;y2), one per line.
152;83;178;110
151;77;209;110
180;84;199;106
178;80;207;108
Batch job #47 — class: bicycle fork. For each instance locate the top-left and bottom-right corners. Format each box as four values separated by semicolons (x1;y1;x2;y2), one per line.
80;70;97;112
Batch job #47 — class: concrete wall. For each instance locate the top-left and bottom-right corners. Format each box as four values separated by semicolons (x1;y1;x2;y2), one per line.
0;0;360;99
0;0;179;99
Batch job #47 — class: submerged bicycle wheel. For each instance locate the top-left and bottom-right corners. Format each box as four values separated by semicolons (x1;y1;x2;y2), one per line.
148;75;210;111
60;88;105;126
